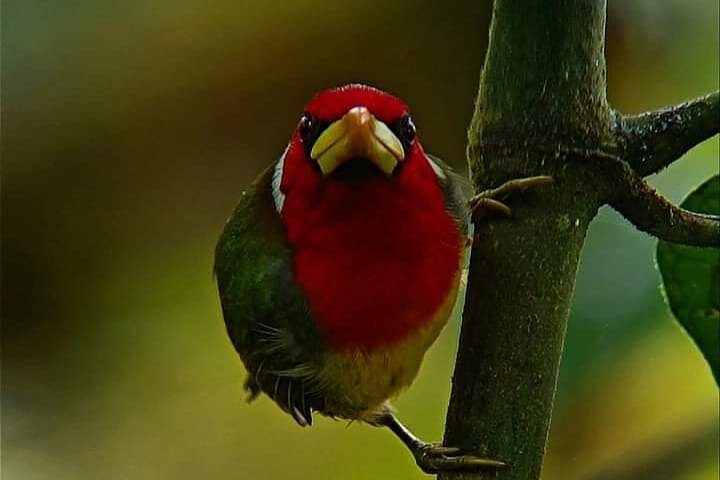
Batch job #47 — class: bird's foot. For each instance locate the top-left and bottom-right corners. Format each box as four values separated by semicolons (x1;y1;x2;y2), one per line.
377;412;504;475
468;175;554;219
411;441;505;474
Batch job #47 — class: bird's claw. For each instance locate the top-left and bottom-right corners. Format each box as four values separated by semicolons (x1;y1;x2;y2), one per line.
412;442;505;474
468;175;554;219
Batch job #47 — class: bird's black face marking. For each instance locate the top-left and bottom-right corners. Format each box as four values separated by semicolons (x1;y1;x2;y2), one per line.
298;113;328;155
331;157;386;182
388;114;416;154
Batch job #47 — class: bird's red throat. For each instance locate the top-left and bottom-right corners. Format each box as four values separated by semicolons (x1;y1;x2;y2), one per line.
280;148;462;352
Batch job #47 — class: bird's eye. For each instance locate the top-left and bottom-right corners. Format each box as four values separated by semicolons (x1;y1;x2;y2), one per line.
389;115;416;155
398;115;416;143
298;113;326;154
298;114;316;139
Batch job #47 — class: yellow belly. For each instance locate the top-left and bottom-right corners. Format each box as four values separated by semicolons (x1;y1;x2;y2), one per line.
316;271;463;421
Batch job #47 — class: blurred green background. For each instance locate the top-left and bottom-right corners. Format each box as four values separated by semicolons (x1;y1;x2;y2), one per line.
2;1;718;479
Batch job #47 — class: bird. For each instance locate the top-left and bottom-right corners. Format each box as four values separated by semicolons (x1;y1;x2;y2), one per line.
214;84;549;473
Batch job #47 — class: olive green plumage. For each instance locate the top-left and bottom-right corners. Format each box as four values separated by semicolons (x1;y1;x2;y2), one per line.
214;166;325;424
427;154;471;235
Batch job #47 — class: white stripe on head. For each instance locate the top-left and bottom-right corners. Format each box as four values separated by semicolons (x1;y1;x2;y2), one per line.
272;144;290;213
426;156;447;180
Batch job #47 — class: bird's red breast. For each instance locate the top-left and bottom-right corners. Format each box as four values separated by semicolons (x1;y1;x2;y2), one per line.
276;85;464;352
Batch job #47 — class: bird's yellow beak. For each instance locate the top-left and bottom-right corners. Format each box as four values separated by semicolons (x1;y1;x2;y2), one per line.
310;106;405;177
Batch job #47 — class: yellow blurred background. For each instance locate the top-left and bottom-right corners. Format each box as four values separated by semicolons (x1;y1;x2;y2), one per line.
2;1;718;479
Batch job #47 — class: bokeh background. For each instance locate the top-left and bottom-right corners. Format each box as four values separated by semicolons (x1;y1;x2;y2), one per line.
2;1;718;479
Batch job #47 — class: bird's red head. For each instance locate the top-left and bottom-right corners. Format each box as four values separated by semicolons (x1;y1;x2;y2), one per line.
272;84;445;216
295;84;413;177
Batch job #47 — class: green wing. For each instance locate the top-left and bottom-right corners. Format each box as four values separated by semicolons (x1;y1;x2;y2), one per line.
426;153;471;236
214;164;325;426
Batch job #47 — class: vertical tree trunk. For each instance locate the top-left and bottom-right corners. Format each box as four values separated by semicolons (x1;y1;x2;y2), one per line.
441;1;614;479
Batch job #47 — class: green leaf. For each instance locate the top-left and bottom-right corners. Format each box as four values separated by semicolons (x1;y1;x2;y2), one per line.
657;175;720;384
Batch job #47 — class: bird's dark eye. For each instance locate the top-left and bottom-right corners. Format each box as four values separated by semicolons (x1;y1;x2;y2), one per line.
399;115;416;143
297;113;326;154
389;115;416;154
298;114;316;139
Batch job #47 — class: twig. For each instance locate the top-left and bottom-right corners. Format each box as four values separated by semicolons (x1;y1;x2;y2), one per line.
620;91;719;177
606;160;719;247
542;146;719;247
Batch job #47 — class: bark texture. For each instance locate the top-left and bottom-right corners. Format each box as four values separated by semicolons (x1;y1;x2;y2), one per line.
439;1;719;479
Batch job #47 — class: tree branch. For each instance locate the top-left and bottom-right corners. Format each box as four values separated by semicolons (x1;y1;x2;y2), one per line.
441;1;613;479
440;1;717;480
621;91;719;177
559;147;720;247
607;161;720;246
